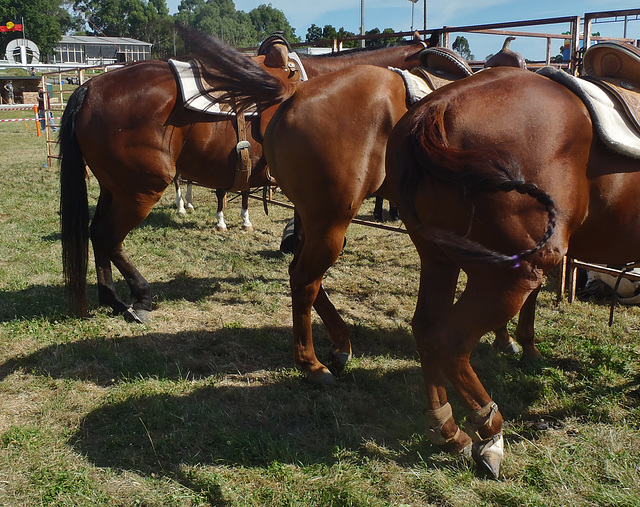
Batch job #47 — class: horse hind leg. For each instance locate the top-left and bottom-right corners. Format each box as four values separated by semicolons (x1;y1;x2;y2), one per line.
90;187;157;322
492;287;541;360
411;249;474;456
431;269;542;478
288;216;352;384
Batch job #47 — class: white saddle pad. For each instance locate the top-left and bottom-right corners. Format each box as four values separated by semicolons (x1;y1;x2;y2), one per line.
389;67;433;104
538;67;640;159
169;59;256;116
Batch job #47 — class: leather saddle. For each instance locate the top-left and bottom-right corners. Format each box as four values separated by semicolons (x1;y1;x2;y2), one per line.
582;42;640;133
411;46;474;91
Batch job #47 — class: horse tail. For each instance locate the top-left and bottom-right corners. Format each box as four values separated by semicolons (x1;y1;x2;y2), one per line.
59;85;90;317
174;24;293;112
403;101;557;266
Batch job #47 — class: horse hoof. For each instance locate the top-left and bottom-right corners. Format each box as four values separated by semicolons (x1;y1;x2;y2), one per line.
520;348;543;363
242;225;254;232
187;204;194;210
329;346;352;372
307;368;336;386
122;307;150;324
133;308;151;323
216;225;227;232
472;432;503;479
500;339;521;356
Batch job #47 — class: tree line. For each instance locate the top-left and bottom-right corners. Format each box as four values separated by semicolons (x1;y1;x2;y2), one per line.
0;0;411;63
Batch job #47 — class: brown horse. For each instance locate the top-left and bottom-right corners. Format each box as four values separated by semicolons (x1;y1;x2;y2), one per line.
384;64;640;477
174;33;429;227
180;33;456;385
59;32;427;323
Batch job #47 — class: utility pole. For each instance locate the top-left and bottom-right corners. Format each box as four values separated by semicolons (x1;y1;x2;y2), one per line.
360;0;365;48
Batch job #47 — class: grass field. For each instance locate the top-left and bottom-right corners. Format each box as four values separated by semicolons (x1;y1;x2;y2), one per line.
1;109;640;506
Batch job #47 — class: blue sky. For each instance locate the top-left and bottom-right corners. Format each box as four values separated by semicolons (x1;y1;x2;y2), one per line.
166;1;640;60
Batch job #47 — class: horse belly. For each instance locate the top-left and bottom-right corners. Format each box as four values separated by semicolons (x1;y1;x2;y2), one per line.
568;170;640;264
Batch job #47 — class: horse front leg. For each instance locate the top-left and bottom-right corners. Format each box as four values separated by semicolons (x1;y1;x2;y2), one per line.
185;181;194;211
174;176;187;215
215;189;228;232
240;190;253;231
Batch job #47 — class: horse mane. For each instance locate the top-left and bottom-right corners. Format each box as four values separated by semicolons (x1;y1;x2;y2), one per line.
403;99;557;266
174;24;292;112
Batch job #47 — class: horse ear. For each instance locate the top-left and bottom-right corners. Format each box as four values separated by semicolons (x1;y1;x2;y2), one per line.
413;31;422;41
264;43;289;69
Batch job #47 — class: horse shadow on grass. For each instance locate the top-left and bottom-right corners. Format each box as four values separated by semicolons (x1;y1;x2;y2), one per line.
0;270;287;323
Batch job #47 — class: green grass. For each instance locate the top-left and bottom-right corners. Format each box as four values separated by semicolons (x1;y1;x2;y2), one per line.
1;109;640;505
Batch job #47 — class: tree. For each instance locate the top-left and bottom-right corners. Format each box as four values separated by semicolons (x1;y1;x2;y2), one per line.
321;24;337;40
305;23;322;42
0;0;79;61
366;27;400;48
452;35;474;60
73;0;170;38
248;4;299;44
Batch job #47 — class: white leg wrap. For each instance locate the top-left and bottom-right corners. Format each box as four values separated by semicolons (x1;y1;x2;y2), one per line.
426;402;460;446
465;402;499;442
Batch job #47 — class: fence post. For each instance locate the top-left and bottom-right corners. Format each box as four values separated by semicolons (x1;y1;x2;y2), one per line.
34;104;40;137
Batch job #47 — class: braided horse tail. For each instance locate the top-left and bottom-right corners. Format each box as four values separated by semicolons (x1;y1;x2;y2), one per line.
401;100;557;267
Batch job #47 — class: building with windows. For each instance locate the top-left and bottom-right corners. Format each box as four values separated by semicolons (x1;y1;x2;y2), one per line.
50;35;152;65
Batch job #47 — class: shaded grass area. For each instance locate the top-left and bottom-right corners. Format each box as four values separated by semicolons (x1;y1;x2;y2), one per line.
1;112;640;505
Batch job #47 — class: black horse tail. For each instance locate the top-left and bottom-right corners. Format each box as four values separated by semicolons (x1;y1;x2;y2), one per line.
59;85;89;317
174;24;294;113
403;100;556;267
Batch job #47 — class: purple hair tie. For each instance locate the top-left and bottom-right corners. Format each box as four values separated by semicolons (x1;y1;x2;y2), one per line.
511;255;520;268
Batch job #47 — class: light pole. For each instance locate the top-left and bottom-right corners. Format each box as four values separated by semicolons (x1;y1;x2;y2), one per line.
407;0;419;32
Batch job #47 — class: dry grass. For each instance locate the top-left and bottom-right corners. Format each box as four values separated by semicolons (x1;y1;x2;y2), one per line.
1;109;640;506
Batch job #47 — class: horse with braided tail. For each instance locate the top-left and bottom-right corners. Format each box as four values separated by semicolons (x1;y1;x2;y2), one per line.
384;64;640;478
